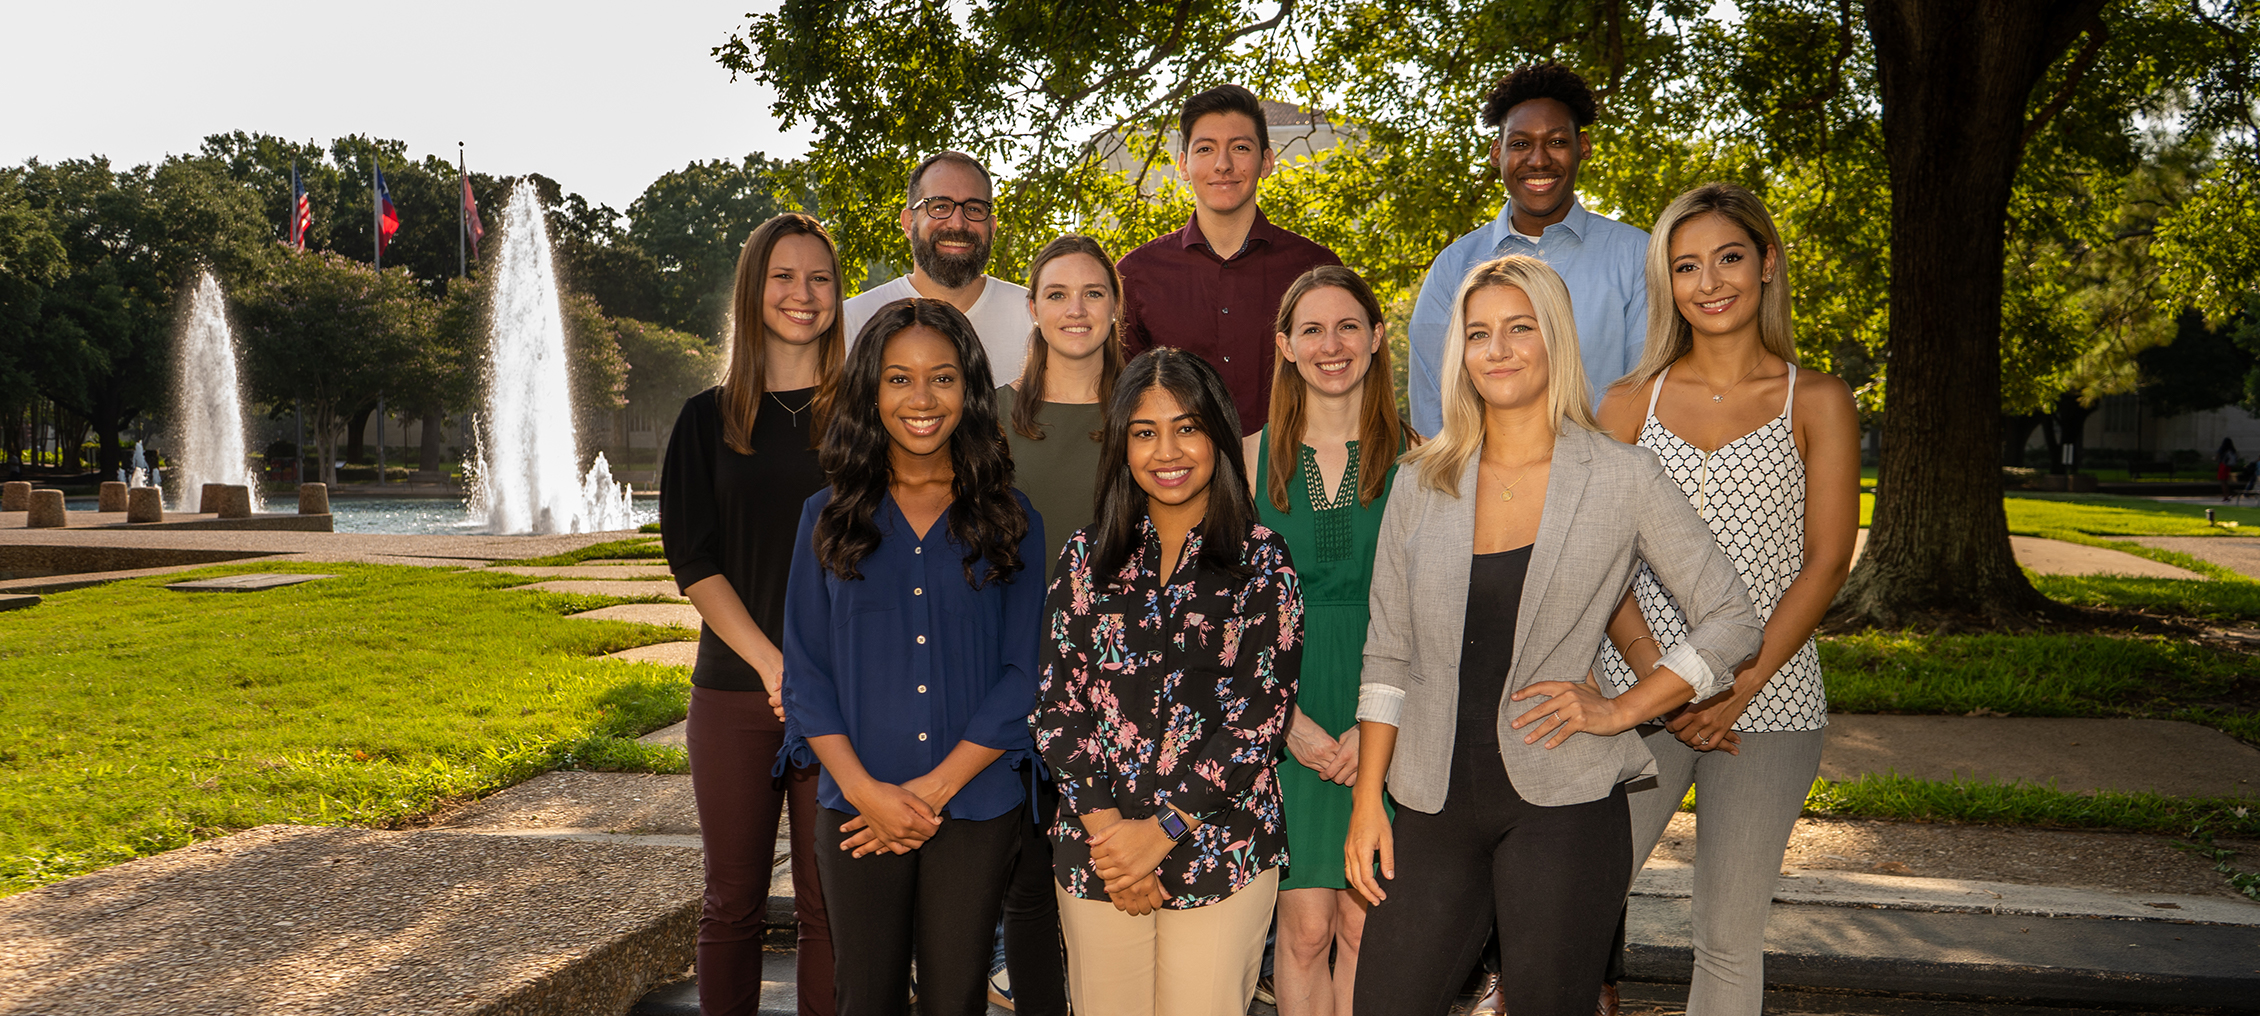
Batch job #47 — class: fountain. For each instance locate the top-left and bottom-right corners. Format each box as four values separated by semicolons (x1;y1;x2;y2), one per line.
171;272;259;513
471;181;637;535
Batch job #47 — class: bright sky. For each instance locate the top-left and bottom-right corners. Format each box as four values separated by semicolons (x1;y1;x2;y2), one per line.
0;0;813;214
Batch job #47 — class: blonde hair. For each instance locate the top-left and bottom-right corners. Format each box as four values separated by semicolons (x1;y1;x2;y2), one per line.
1400;255;1598;494
1620;182;1796;393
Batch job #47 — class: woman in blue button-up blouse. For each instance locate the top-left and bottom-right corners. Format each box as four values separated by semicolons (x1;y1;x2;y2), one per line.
780;297;1046;1016
1034;348;1304;1016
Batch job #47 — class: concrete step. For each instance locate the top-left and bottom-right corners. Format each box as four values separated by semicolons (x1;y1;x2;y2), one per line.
0;824;701;1016
514;580;686;601
570;603;701;629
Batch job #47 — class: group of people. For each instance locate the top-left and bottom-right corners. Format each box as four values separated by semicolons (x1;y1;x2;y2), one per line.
659;65;1860;1016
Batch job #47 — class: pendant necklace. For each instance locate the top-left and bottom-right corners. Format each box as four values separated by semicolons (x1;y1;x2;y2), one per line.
1498;466;1533;503
768;390;815;425
1692;356;1766;402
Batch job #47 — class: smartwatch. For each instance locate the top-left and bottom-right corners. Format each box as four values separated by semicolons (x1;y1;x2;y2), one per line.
1156;808;1191;842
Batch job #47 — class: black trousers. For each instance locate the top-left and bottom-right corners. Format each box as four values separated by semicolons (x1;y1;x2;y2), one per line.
1001;779;1069;1016
1353;743;1632;1016
815;804;1022;1016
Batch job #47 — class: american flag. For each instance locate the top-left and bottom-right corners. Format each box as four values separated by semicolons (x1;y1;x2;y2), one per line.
288;163;311;250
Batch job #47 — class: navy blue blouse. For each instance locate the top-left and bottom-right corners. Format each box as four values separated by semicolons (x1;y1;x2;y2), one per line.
780;486;1047;822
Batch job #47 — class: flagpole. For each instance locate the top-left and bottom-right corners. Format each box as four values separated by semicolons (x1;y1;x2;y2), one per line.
458;143;467;279
371;152;380;271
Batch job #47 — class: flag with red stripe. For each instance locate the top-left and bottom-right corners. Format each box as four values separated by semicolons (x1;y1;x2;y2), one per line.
289;163;311;250
461;173;484;258
375;166;399;257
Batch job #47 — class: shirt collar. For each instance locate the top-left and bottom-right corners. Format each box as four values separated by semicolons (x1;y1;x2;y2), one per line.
1490;196;1592;244
1175;206;1281;259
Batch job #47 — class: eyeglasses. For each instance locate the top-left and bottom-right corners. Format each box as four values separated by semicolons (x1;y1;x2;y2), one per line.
910;196;994;223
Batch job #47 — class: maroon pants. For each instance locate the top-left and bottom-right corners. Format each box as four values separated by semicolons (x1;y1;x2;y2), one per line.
688;686;832;1016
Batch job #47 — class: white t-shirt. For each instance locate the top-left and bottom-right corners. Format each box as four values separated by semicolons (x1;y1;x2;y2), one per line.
841;274;1032;382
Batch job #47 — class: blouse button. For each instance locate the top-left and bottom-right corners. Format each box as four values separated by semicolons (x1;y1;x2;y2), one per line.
914;587;923;596
918;685;928;693
916;635;927;644
918;732;928;741
914;547;922;555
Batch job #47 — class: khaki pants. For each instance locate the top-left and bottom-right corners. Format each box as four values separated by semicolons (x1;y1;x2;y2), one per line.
1055;867;1279;1016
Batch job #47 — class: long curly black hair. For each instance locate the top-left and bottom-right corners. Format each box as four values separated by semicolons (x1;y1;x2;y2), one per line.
814;297;1028;588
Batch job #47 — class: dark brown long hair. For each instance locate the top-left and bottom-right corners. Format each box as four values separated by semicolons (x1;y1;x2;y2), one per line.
1011;235;1125;441
720;213;845;454
814;299;1027;588
1089;349;1257;587
1263;266;1412;511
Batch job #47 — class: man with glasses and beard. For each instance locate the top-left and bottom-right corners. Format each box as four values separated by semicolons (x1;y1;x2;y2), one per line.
842;151;1033;379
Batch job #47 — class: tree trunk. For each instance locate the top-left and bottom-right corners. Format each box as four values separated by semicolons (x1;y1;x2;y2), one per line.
2052;391;2094;473
346;402;374;465
419;406;444;474
1836;0;2105;628
2001;413;2046;467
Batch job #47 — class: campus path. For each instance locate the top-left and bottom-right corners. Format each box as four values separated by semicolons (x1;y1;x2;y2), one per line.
2127;534;2260;580
1852;530;2205;580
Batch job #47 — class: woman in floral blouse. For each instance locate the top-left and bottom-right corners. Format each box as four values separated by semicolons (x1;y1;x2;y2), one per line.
1034;347;1304;1016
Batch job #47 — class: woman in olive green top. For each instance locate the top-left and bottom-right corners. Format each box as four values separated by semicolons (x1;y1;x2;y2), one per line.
1242;266;1412;1016
988;234;1127;1014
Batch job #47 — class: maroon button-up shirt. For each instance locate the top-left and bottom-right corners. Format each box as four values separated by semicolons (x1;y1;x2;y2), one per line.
1117;208;1342;435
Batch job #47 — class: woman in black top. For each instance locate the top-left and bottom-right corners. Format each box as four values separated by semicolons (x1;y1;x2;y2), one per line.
661;212;845;1016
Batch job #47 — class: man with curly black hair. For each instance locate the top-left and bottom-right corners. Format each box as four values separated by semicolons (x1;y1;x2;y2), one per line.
1406;62;1650;437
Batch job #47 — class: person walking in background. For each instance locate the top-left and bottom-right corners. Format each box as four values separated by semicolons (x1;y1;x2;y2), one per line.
1344;256;1762;1016
843;152;1033;379
1408;62;1650;436
1240;266;1411;1016
660;213;845;1016
984;234;1129;1014
780;298;1045;1016
2220;438;2242;501
1118;84;1342;435
1034;348;1303;1016
1593;182;1859;1016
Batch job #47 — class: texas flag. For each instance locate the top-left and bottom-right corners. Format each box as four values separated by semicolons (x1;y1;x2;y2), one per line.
288;164;311;250
375;166;400;257
461;173;484;259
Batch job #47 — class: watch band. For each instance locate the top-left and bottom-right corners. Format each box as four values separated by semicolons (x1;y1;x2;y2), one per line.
1156;808;1190;841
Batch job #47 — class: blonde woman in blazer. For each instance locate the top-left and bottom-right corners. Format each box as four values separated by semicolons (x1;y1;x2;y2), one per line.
1342;256;1762;1016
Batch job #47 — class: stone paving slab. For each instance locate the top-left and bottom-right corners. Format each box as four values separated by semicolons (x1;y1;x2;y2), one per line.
0;824;700;1016
165;572;336;593
1822;715;2260;799
1852;530;2205;579
484;565;675;579
2128;534;2260;580
0;593;38;611
609;642;699;668
1634;858;2260;926
439;771;699;836
514;580;686;601
571;603;702;628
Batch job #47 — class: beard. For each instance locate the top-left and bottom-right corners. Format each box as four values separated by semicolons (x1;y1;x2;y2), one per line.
911;225;992;289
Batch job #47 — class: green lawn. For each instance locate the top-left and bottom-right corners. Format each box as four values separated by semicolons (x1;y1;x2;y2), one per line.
2005;492;2260;536
0;562;694;896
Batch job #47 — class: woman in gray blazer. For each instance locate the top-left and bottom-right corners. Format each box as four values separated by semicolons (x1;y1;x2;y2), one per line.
1342;255;1763;1016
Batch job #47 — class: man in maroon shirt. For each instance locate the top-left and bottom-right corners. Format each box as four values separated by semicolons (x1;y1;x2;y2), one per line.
1118;84;1342;435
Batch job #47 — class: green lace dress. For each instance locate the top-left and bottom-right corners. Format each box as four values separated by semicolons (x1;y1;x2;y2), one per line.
1255;428;1397;892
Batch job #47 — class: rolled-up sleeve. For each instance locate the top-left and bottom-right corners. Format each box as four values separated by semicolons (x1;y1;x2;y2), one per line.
1357;485;1418;726
1632;456;1763;700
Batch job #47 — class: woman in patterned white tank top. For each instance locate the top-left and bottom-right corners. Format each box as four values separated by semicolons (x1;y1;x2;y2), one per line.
1590;184;1862;1016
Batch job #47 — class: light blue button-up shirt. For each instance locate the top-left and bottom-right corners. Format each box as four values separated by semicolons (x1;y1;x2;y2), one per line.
1407;198;1651;436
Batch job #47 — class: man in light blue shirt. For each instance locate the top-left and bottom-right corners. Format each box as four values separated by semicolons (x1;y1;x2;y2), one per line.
1409;63;1650;436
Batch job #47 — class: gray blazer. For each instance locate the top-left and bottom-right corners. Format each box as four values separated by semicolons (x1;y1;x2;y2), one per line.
1357;425;1764;811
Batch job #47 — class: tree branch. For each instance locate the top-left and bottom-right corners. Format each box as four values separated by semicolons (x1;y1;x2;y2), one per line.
1784;0;1858;113
2022;18;2110;147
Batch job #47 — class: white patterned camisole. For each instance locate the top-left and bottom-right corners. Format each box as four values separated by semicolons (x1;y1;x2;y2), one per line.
1599;363;1827;732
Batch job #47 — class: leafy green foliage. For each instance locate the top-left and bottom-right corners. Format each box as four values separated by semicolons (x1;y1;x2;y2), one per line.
0;563;692;896
1803;773;2260;839
626;156;788;337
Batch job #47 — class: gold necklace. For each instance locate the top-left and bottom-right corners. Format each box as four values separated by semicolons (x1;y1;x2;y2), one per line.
1691;356;1766;402
768;390;815;425
1497;465;1534;503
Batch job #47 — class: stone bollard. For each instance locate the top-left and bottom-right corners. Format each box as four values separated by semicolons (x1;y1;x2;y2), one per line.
216;484;252;519
1;481;29;512
25;489;65;528
98;481;129;512
198;483;227;514
297;482;330;515
127;486;164;523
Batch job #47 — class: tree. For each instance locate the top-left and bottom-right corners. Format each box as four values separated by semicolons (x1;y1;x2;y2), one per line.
14;155;274;477
236;252;433;485
626;156;787;337
612;317;722;482
2140;308;2257;415
0;172;66;465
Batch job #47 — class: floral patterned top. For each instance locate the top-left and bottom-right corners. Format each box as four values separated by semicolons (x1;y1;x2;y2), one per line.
1035;517;1304;908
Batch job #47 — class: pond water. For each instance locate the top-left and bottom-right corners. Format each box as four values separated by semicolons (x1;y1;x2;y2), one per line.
63;495;660;536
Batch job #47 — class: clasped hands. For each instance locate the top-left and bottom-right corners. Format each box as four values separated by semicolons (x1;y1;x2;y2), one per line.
1080;807;1192;917
1284;707;1361;786
837;772;956;858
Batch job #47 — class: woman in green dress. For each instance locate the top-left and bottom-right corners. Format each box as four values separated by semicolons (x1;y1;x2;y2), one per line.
1241;266;1412;1016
